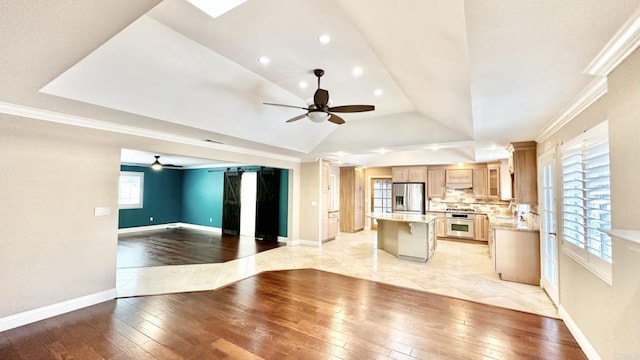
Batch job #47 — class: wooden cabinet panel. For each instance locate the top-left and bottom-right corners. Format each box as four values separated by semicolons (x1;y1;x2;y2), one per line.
508;141;538;204
473;168;488;198
340;167;364;233
494;229;541;285
445;169;473;186
474;214;488;241
427;212;446;237
392;166;426;183
427;169;445;198
488;164;500;198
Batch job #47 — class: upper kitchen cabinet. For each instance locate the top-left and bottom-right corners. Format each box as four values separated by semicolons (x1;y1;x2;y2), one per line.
427;169;446;198
487;163;500;198
392;166;427;183
445;169;473;188
473;167;488;198
507;141;538;204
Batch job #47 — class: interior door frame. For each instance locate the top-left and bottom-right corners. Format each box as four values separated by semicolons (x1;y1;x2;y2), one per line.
538;149;559;305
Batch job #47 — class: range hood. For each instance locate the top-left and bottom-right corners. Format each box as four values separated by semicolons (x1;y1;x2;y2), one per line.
445;169;473;189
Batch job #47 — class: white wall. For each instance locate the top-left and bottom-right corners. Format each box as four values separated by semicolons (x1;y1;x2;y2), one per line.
0;112;301;321
538;48;640;359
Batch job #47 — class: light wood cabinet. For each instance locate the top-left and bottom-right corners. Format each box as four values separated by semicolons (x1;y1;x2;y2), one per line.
445;169;473;187
427;169;446;198
328;211;339;240
392;166;427;183
340;166;365;233
474;214;488;241
427;212;446;237
488;164;500;198
494;229;541;285
473;168;488;198
488;225;495;260
507;141;538;204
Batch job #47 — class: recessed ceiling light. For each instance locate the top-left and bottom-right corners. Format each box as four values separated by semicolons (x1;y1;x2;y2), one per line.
258;56;270;65
374;89;383;97
299;81;308;89
352;67;363;77
429;145;439;151
491;143;497;150
318;34;331;44
376;148;389;154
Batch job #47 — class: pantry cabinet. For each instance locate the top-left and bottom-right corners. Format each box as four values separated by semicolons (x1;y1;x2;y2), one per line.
340;166;365;233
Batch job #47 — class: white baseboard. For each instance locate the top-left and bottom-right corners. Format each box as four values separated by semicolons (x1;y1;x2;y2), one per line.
118;223;222;234
176;222;221;233
277;236;288;243
118;224;175;233
558;305;601;360
0;288;116;332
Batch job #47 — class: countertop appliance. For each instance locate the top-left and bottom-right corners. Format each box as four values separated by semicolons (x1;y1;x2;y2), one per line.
392;182;425;214
445;207;475;239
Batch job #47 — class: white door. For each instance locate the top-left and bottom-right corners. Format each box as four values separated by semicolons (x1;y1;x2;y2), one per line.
539;151;559;305
240;172;257;237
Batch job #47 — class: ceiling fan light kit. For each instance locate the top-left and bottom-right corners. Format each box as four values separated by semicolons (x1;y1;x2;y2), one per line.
151;155;162;171
263;68;375;125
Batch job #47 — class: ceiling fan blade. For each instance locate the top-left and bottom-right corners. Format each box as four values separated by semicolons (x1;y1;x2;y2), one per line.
263;102;308;110
285;114;308;123
328;105;375;113
328;113;345;125
313;88;329;107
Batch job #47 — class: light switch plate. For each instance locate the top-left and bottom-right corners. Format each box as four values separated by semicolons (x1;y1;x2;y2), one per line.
94;206;111;216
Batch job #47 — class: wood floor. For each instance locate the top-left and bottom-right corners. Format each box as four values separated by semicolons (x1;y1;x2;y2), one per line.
117;228;285;268
1;269;585;359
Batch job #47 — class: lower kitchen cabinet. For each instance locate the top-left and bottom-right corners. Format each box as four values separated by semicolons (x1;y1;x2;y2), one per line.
474;214;488;241
494;229;540;285
327;211;339;240
427;212;446;237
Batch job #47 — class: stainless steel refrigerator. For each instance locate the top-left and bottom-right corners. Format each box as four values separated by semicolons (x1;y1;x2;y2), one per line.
392;182;425;214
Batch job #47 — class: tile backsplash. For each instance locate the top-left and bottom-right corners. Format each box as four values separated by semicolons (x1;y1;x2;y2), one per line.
429;188;512;215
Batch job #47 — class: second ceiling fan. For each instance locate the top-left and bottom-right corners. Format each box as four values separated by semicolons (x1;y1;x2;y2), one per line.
264;69;375;125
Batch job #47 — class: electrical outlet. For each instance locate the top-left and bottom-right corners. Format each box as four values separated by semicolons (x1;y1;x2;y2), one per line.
209;218;213;222
149;216;154;222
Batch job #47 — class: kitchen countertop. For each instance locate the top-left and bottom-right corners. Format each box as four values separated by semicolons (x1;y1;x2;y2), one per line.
489;215;539;232
367;213;437;224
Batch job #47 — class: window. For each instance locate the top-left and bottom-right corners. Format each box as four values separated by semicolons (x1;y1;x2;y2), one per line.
119;171;144;209
371;178;393;215
561;121;612;284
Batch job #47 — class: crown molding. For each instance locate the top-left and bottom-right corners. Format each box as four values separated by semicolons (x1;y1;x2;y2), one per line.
535;77;608;143
584;6;640;76
0;102;301;163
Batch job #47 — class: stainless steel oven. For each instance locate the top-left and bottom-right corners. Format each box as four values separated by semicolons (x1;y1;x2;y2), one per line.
445;209;475;239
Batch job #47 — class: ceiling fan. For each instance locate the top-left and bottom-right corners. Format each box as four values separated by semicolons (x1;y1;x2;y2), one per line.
150;155;182;170
264;69;375;125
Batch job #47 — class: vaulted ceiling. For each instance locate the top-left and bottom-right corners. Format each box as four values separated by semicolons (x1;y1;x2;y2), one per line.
2;0;639;167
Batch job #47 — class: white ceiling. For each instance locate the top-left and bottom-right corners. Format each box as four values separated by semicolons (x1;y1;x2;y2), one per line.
3;0;640;166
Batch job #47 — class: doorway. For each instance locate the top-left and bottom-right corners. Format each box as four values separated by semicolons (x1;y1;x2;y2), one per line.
370;178;393;229
539;150;559;305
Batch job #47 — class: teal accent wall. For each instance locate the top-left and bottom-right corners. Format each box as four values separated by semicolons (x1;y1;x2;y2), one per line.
118;165;289;237
181;169;224;227
118;165;183;228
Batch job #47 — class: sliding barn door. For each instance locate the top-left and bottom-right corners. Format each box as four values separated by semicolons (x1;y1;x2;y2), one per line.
222;171;241;236
255;168;280;242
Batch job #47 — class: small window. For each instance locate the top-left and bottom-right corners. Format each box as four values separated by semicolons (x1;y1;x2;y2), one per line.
119;171;144;209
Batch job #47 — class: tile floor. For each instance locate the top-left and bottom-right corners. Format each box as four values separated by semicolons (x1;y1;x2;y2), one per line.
116;230;559;318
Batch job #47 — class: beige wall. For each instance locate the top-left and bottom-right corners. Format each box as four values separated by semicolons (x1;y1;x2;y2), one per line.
0;113;301;318
538;49;640;359
298;160;320;242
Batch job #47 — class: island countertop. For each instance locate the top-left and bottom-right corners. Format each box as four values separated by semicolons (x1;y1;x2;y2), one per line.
367;213;437;224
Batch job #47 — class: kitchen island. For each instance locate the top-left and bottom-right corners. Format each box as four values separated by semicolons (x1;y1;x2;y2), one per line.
367;213;437;262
